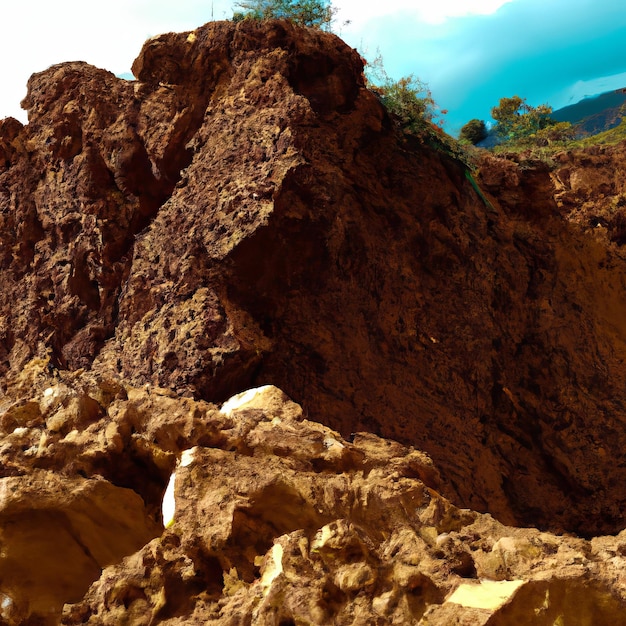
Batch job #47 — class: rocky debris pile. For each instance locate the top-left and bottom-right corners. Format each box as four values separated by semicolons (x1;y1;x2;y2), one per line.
0;360;623;624
551;143;626;245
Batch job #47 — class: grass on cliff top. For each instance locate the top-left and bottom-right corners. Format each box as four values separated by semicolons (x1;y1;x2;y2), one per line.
378;79;626;170
397;116;626;171
488;117;626;161
570;117;626;147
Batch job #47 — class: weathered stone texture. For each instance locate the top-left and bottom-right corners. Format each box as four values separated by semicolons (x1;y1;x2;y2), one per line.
0;365;625;624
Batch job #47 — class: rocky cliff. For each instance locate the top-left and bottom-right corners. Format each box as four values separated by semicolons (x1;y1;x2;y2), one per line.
2;18;626;624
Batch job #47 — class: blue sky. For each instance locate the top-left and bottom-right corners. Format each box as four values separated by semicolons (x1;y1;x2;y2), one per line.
1;0;626;134
346;0;626;132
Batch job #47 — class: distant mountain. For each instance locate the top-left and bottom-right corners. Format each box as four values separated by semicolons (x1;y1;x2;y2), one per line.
552;89;626;136
472;88;626;146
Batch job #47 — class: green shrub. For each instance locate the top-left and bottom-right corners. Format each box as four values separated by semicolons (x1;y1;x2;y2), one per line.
233;0;335;29
491;95;555;142
365;54;443;132
532;121;575;146
459;119;488;145
376;75;439;132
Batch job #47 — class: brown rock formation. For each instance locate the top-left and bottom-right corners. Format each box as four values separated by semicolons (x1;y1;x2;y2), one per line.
62;384;626;625
0;365;624;624
551;142;626;245
2;17;626;623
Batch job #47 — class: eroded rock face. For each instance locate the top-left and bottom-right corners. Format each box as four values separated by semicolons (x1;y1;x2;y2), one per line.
551;142;626;245
109;21;626;536
2;16;626;624
3;19;626;536
0;471;160;622
0;360;163;623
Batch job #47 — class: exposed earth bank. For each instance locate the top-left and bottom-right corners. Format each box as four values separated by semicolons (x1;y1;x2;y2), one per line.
2;18;626;624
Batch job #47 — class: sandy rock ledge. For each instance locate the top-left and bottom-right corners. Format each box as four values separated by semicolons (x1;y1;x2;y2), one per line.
0;361;623;624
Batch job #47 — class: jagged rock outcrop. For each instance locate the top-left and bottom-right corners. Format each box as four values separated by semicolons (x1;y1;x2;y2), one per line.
3;17;626;624
4;18;626;537
478;144;626;247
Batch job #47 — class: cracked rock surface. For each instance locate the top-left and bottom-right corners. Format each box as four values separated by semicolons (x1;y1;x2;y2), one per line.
0;364;625;624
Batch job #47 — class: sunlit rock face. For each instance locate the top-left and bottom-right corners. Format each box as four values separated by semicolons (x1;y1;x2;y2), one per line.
0;366;624;625
2;16;626;625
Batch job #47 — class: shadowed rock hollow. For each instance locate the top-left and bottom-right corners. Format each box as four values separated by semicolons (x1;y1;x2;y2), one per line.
2;17;626;624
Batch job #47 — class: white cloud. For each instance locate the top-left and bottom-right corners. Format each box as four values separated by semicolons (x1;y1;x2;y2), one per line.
335;0;516;28
555;70;626;109
0;0;230;122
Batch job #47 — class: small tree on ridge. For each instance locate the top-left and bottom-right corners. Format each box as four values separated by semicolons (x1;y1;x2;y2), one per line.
233;0;335;29
459;118;488;145
491;95;554;142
